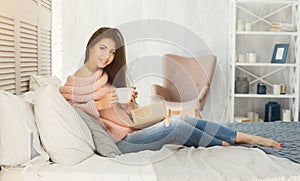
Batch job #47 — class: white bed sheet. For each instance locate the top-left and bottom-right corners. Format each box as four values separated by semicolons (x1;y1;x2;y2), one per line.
1;146;300;181
1;150;157;181
152;145;300;181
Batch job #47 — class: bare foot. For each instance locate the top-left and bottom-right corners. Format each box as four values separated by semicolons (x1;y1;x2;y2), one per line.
235;132;282;148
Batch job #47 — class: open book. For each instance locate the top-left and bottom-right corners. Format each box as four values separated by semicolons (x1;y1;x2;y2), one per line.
129;102;167;129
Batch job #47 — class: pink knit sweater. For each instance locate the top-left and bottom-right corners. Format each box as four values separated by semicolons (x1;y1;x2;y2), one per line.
59;69;133;142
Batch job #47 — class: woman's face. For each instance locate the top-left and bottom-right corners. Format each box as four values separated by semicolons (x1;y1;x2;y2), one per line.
88;38;116;68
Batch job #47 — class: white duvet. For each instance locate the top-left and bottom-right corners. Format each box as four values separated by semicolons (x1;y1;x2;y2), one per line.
1;146;300;181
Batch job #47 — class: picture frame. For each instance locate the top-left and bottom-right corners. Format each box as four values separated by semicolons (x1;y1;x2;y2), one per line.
271;43;289;63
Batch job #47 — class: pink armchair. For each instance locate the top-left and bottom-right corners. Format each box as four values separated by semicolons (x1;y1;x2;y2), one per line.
150;54;217;118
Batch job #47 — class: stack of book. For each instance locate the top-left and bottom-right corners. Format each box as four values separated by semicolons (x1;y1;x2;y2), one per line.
270;22;295;32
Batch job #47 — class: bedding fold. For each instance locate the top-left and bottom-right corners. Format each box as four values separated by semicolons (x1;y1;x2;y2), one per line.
151;145;300;181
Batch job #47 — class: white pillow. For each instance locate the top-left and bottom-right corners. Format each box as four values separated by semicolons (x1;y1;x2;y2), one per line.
33;83;95;165
29;74;62;91
0;91;49;166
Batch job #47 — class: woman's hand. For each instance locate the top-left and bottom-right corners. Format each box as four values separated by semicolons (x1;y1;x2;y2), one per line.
95;90;118;110
129;87;138;109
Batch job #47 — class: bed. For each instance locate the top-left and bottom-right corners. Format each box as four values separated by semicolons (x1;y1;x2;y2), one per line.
0;73;300;181
1;145;300;181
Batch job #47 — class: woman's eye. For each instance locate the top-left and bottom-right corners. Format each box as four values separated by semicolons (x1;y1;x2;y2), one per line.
110;51;116;55
99;46;106;50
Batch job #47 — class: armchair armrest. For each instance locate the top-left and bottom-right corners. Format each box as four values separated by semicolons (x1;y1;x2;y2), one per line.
198;86;210;110
151;84;171;101
198;86;210;101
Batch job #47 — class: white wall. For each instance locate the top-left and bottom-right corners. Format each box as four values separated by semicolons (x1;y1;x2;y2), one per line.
52;0;230;122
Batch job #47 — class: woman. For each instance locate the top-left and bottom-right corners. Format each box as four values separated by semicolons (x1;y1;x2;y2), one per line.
60;27;282;154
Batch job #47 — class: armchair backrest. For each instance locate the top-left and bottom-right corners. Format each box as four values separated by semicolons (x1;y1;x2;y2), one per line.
162;54;217;108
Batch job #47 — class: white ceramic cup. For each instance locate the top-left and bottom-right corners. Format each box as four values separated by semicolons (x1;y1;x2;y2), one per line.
116;87;132;104
273;84;281;95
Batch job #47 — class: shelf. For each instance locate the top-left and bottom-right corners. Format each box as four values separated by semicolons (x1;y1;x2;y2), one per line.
236;31;298;36
229;0;299;122
235;63;297;67
234;94;296;98
237;0;299;4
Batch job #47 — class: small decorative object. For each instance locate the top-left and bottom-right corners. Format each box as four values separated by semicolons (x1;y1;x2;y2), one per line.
257;83;266;94
237;19;244;31
280;84;286;94
247;112;254;121
235;77;249;94
271;44;289;63
247;112;259;122
246;52;256;63
245;23;252;31
238;53;245;63
273;84;281;95
264;102;281;122
282;109;291;122
253;113;259;122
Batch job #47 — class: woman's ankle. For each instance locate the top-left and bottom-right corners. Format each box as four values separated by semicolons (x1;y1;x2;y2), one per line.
222;141;231;146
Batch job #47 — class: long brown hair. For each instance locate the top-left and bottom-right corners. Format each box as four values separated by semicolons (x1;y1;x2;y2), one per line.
85;27;128;87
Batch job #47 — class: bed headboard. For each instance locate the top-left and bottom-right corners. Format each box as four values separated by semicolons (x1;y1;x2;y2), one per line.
0;0;52;95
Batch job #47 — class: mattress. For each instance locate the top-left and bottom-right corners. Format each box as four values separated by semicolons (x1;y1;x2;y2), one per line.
1;146;300;181
0;167;24;181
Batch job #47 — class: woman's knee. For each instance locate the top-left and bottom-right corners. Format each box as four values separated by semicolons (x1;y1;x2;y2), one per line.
159;118;183;133
169;117;182;127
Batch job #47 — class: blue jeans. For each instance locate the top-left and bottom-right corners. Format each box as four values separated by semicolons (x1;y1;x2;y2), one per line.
116;115;237;153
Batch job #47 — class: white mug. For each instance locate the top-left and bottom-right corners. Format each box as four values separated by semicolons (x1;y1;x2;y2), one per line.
116;87;132;104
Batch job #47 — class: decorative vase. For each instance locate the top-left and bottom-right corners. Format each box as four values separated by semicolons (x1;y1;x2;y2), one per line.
264;102;281;122
257;83;267;94
235;77;249;94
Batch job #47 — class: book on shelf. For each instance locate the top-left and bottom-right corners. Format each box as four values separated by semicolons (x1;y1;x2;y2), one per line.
270;22;295;32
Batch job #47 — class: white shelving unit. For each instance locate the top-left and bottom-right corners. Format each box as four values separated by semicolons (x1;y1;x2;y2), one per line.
228;0;300;122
